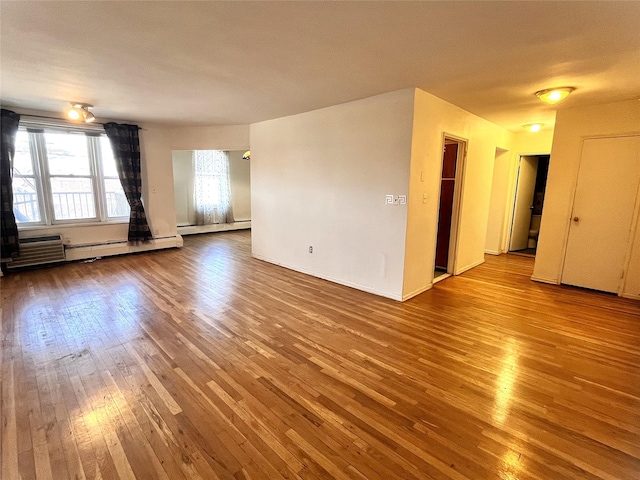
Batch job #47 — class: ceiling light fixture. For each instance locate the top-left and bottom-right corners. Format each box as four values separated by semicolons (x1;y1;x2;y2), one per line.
67;103;95;123
523;123;543;133
535;87;575;105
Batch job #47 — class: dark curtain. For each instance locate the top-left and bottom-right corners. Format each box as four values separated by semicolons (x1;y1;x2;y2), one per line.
1;109;21;259
103;123;152;244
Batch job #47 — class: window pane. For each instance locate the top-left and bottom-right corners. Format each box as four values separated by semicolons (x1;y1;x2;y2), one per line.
12;177;41;223
104;178;130;217
45;132;91;175
196;173;221;205
14;131;34;175
50;177;96;220
100;136;119;177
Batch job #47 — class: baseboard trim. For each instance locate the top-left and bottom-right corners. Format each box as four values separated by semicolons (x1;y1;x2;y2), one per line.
251;253;403;301
530;275;560;285
402;283;432;301
178;222;251;236
619;293;640;301
455;258;485;276
484;249;501;256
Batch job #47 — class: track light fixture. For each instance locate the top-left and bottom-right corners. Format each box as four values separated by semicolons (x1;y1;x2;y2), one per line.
67;103;95;123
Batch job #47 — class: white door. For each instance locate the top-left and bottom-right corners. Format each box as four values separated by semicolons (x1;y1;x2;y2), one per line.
562;136;640;293
509;156;538;251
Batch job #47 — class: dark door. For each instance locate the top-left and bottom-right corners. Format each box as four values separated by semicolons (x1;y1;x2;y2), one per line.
435;143;458;270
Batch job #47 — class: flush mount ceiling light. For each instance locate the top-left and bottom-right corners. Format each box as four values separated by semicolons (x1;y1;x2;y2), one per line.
67;103;95;123
535;87;575;105
523;123;543;132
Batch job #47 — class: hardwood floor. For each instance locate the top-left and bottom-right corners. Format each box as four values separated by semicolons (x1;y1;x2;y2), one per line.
2;230;639;480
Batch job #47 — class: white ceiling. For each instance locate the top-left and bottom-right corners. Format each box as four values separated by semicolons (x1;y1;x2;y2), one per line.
1;1;639;132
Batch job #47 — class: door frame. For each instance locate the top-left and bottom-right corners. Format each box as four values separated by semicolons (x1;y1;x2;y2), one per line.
504;151;549;254
508;155;538;252
434;133;468;276
558;134;640;296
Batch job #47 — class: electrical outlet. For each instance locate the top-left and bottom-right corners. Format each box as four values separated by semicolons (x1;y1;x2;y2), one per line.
309;246;313;253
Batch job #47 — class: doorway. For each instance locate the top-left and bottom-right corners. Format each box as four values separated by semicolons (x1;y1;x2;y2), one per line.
171;149;252;235
434;137;466;282
509;154;550;256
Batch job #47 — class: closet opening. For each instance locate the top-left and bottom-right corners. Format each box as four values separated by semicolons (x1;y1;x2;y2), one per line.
508;154;550;257
434;137;467;282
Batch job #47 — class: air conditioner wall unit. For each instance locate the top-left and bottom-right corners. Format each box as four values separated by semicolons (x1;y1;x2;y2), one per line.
6;235;66;270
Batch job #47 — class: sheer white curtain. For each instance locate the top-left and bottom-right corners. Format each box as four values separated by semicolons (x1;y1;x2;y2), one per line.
194;150;234;225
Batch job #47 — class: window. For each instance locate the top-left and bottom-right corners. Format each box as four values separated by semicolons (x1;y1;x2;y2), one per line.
12;128;129;226
193;150;233;225
45;131;96;220
12;131;42;223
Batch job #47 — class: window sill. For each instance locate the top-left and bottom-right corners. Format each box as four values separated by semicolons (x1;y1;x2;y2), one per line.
18;220;129;232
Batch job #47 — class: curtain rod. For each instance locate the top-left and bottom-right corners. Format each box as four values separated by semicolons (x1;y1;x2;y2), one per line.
20;113;106;126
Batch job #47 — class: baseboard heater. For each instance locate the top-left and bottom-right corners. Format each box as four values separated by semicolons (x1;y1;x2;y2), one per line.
63;235;182;262
6;235;66;270
64;239;129;250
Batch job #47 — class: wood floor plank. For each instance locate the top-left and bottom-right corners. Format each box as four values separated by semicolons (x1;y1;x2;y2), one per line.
1;360;19;480
2;230;639;479
124;345;183;416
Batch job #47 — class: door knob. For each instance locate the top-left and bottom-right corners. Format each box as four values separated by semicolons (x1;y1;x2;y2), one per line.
573;216;580;222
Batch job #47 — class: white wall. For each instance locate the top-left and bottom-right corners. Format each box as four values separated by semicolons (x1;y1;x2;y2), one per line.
137;125;180;239
251;88;514;301
533;100;640;299
625;212;640;299
172;150;195;226
250;89;415;300
485;129;554;254
228;150;251;221
166;125;249;151
402;89;512;299
485;148;511;254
